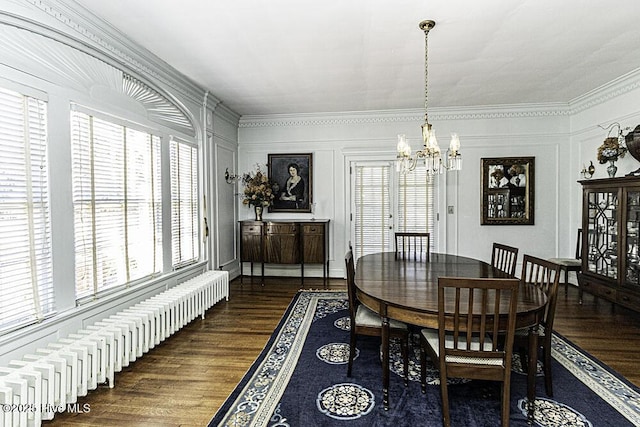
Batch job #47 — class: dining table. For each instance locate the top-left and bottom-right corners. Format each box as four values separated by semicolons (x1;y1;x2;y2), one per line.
354;251;547;422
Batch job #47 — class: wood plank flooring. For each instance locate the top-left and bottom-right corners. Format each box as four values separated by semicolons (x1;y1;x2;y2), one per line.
48;277;640;426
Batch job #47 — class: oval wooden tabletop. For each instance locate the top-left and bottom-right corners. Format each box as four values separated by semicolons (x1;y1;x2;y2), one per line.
355;251;547;329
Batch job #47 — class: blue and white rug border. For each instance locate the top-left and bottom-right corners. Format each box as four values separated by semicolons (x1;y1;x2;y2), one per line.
551;333;640;425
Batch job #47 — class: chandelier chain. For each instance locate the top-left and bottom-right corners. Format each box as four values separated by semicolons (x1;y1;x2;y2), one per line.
424;26;429;121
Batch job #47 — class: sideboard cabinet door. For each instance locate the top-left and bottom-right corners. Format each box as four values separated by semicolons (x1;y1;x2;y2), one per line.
302;222;327;263
240;221;263;262
265;222;300;264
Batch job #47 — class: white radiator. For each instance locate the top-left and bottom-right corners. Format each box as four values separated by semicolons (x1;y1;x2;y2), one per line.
0;270;228;427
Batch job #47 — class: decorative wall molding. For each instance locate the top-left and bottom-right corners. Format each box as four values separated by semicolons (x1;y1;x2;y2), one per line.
0;16;196;136
239;103;572;129
568;68;640;114
237;70;640;130
123;74;195;136
28;0;214;108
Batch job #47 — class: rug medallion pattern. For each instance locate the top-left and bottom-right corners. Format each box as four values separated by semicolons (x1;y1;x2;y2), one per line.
211;291;640;427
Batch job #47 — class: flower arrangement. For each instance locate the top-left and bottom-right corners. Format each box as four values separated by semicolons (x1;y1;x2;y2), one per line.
241;164;275;207
597;137;627;164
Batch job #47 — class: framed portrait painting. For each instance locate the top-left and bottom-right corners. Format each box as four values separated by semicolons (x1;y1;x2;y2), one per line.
481;156;534;225
268;153;312;213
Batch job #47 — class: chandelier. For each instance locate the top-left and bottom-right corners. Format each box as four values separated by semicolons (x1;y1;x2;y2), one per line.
397;20;462;175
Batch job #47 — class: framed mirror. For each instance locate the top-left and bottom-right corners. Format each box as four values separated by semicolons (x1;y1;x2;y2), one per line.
481;156;535;225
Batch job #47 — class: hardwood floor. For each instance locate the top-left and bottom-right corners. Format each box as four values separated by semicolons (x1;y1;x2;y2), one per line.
49;277;640;426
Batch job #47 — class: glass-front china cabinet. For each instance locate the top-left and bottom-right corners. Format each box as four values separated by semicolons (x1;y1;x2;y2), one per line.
578;176;640;312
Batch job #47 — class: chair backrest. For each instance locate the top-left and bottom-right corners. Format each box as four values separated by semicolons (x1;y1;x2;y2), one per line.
395;232;430;261
491;243;519;276
437;277;520;370
344;250;358;320
575;228;583;260
520;255;561;331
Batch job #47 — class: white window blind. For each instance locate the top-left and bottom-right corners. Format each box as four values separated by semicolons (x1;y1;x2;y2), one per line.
397;168;435;247
71;111;162;300
353;164;392;259
0;86;54;331
170;139;199;268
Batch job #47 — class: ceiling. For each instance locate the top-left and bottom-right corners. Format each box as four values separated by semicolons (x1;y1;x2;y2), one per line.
70;0;640;117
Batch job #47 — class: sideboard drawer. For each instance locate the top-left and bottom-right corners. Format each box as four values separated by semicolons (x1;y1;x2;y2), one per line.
580;277;616;300
303;224;325;235
617;290;640;312
266;223;297;235
242;223;263;235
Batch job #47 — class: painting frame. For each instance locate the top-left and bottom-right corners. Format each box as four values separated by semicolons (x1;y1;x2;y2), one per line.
481;156;535;225
268;153;313;213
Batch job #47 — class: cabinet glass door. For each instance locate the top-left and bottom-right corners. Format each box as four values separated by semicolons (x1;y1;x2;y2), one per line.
626;191;640;288
586;190;618;279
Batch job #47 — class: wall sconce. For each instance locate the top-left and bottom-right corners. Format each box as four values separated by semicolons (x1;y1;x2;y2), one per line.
224;168;240;184
581;161;595;179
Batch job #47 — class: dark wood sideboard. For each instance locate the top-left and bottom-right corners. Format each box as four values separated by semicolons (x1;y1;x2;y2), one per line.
239;220;330;284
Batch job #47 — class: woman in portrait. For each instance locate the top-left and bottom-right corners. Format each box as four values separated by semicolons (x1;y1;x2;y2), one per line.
278;163;306;209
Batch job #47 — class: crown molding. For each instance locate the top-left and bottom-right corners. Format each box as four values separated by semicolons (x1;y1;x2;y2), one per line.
568;67;640;114
239;103;571;128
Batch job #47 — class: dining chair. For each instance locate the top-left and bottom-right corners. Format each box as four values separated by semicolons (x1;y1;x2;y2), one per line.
395;232;430;261
514;254;561;397
420;277;520;427
491;242;519;276
345;250;409;385
547;228;582;296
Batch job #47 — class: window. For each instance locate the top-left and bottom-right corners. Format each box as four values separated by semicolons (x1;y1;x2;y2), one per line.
0;86;54;331
71;110;162;300
170;139;199;268
351;162;435;259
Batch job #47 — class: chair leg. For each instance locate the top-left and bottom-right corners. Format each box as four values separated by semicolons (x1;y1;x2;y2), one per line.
518;346;528;373
402;336;409;387
501;374;512;427
420;336;427;393
347;331;356;377
564;268;569;296
543;341;553;397
439;367;451;427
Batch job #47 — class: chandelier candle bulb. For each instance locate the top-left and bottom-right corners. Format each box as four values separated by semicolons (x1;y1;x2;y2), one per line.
449;133;460;154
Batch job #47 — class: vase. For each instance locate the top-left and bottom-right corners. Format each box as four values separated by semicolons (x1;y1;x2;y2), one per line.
254;205;263;221
607;160;617;178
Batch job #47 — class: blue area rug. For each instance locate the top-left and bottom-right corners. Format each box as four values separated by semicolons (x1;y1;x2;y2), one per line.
209;291;640;426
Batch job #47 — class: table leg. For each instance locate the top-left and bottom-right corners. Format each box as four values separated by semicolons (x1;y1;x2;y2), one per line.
382;315;390;411
527;324;539;424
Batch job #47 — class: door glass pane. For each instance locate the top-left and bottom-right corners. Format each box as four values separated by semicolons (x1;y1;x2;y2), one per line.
626;191;640;288
586;191;618;278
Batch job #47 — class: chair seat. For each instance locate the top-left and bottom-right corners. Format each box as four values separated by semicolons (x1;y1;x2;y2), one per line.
548;258;581;268
421;329;502;366
356;305;408;330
